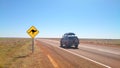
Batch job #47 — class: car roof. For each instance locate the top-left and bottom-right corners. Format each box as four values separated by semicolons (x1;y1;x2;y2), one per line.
64;33;75;35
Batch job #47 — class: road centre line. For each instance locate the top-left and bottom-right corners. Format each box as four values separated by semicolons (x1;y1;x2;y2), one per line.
47;54;59;68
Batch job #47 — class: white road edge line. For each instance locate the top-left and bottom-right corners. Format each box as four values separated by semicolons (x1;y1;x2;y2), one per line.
38;39;112;68
59;47;111;68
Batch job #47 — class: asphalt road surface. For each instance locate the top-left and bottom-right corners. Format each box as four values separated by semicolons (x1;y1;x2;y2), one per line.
36;39;120;68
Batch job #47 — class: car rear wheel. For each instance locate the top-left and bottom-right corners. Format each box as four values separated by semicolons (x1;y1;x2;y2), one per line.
75;44;78;49
65;44;70;48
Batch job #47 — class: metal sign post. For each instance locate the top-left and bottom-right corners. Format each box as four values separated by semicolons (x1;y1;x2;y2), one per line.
27;26;39;53
32;38;34;53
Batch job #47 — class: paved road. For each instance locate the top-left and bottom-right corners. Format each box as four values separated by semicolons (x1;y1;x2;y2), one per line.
36;39;120;68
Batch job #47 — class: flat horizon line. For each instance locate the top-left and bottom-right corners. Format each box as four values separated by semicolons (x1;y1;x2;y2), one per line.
0;37;120;40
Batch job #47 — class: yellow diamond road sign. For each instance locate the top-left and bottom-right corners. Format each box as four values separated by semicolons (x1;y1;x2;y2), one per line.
27;26;39;38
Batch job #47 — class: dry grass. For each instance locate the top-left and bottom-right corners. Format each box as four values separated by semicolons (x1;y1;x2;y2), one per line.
80;39;120;46
0;38;53;68
0;38;31;68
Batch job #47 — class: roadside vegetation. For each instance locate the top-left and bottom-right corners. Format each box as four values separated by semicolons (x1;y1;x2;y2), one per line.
80;39;120;46
0;38;31;68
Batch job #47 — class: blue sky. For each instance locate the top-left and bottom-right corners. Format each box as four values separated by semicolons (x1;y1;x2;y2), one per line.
0;0;120;39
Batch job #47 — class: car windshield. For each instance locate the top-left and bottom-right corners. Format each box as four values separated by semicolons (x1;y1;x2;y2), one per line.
67;35;76;37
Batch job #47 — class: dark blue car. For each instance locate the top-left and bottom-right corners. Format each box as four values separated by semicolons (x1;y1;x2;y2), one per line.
60;33;79;48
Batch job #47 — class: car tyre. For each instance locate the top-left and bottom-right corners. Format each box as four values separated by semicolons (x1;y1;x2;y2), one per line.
75;44;78;49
